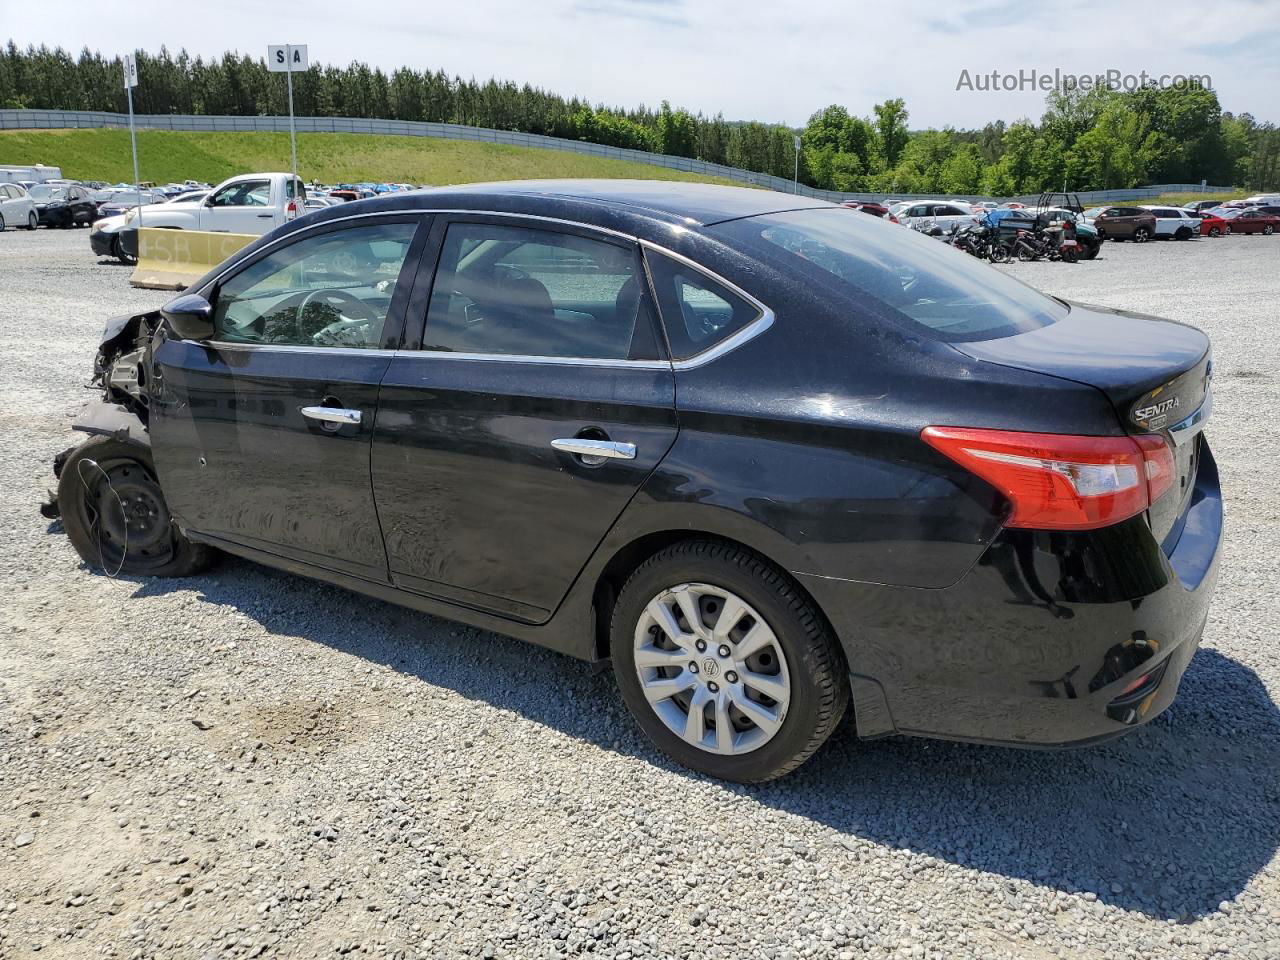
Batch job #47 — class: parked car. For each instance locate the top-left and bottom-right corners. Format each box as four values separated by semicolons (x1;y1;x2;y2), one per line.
46;181;1221;783
0;182;39;230
1084;206;1157;242
29;183;99;227
110;173;306;235
1197;211;1229;237
896;200;978;231
88;213;137;263
841;200;898;223
90;192;213;264
94;188;164;219
1182;200;1226;213
1220;208;1280;235
1139;206;1201;240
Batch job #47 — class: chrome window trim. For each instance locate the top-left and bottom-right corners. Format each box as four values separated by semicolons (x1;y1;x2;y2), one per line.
198;207;775;370
639;240;774;371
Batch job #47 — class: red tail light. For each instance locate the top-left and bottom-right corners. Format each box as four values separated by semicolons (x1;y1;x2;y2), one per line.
921;427;1175;531
286;200;299;219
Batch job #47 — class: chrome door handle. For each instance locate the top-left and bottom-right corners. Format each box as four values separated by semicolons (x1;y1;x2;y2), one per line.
551;438;636;460
302;405;362;426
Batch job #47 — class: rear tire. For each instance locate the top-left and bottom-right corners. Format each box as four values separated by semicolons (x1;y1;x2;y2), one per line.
1081;240;1100;260
1175;227;1193;241
1134;227;1151;243
1265;225;1275;236
57;436;213;578
27;211;37;230
611;539;849;782
0;213;5;231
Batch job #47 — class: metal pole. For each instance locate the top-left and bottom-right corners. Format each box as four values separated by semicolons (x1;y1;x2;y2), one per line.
793;144;799;194
127;79;141;232
286;45;298;183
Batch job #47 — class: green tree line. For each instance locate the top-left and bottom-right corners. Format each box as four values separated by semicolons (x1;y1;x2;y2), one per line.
1;42;1277;192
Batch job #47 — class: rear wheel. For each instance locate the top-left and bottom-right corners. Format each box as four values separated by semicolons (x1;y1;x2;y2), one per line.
57;436;213;577
611;540;848;782
0;213;5;231
1175;227;1193;241
1081;240;1100;260
1134;227;1151;243
1265;225;1275;236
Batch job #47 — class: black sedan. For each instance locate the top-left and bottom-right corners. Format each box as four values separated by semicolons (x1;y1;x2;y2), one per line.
47;181;1221;782
29;183;98;227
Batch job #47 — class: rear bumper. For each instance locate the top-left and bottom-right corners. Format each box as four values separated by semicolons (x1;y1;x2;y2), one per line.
802;442;1223;748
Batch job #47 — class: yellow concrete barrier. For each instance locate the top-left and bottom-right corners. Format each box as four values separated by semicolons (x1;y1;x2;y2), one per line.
130;228;257;290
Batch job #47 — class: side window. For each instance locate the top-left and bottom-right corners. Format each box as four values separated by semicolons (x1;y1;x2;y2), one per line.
211;221;418;348
422;222;657;361
210;179;270;208
645;251;762;361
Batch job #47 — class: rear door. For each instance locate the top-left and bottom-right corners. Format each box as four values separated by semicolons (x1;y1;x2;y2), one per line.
149;213;429;580
371;215;677;623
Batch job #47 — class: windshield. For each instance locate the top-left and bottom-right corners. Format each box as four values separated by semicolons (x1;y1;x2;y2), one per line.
712;207;1066;342
28;185;67;201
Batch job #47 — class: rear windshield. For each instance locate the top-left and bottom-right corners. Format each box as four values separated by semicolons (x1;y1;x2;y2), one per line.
711;207;1066;342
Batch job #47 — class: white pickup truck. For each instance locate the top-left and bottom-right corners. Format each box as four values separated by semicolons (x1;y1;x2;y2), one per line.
127;172;306;234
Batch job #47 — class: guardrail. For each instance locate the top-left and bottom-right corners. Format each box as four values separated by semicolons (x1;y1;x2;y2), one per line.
0;109;1239;205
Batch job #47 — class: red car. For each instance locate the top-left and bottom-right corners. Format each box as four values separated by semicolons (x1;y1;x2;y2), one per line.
1222;209;1280;235
841;201;899;224
1198;212;1229;237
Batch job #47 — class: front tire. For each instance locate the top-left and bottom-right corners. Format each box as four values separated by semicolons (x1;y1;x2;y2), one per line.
111;234;137;265
611;539;848;782
57;436;213;577
1209;226;1222;238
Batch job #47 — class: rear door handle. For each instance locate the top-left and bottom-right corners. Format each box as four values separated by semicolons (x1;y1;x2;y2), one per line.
551;438;636;460
256;213;274;218
302;406;362;426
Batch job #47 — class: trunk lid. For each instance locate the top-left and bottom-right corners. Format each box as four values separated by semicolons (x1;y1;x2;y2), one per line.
952;301;1212;545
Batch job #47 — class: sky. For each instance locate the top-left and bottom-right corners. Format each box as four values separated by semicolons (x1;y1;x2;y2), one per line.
3;0;1278;129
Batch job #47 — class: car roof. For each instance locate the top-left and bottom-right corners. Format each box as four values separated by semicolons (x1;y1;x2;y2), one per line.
297;179;835;236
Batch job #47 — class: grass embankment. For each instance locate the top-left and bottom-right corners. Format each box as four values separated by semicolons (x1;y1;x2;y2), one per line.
0;128;744;187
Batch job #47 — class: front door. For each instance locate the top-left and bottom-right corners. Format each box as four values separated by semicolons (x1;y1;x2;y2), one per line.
201;177;276;234
149;214;429;580
371;216;678;623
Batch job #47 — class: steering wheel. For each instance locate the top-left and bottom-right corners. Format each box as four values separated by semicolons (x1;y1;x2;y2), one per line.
297;289;381;345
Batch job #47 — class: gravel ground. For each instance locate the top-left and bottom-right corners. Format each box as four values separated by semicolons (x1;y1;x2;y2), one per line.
1;227;1278;960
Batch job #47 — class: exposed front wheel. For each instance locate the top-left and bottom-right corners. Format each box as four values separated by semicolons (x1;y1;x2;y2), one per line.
1209;226;1222;238
56;436;213;577
611;540;848;782
111;234;137;265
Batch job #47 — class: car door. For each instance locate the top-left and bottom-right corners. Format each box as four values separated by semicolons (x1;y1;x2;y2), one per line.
371;215;678;623
202;178;275;234
1098;207;1130;237
148;213;430;580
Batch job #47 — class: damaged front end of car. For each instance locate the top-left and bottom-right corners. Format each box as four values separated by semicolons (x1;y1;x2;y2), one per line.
40;310;161;520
